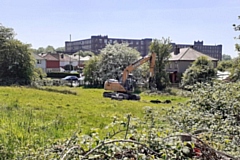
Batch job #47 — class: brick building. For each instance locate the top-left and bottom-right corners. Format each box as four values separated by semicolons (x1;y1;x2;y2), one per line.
65;35;152;56
65;36;222;60
171;41;222;60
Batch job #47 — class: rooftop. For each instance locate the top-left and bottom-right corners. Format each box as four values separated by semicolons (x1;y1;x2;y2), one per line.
169;47;218;61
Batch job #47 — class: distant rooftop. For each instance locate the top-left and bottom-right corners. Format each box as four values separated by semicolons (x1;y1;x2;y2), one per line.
169;47;218;61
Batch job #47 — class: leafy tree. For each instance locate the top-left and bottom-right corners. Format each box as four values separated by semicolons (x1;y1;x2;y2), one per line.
229;57;240;82
222;54;232;61
55;47;65;53
0;25;35;85
82;51;94;57
83;56;100;85
36;47;45;54
231;16;240;81
33;68;46;80
139;63;150;82
181;56;217;88
0;23;14;42
45;45;55;53
217;60;233;71
233;16;240;52
98;43;141;82
149;38;172;90
0;40;34;84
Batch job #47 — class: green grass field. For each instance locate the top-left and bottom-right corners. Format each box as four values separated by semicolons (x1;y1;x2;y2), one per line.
0;86;187;156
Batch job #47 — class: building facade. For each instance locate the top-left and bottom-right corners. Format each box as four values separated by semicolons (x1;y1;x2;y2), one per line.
166;47;218;83
66;36;222;60
171;41;222;60
32;53;47;73
39;53;61;72
65;35;152;56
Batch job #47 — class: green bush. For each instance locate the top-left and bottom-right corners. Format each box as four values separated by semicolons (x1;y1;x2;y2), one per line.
181;56;217;89
168;82;240;157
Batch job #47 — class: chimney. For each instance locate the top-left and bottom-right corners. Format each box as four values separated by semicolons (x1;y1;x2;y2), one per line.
174;46;180;55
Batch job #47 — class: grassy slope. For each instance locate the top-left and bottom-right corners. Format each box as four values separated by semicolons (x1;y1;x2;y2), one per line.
0;86;187;151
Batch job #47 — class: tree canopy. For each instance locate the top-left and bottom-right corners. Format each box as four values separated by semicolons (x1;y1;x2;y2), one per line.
0;24;35;85
181;56;217;88
233;16;240;52
35;46;65;54
222;54;232;61
230;16;240;81
149;38;172;90
98;43;141;82
83;56;100;85
217;60;233;71
45;45;55;53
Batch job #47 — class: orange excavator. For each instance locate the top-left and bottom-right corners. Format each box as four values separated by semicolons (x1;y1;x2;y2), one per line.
103;52;156;100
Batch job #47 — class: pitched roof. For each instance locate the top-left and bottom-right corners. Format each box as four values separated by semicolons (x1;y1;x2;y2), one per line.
59;54;71;61
42;53;59;61
32;53;45;60
51;53;60;60
169;47;218;61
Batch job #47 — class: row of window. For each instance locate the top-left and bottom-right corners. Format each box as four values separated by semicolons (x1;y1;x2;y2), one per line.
196;46;221;50
95;39;146;45
209;54;221;59
73;40;91;45
66;40;92;47
175;45;221;51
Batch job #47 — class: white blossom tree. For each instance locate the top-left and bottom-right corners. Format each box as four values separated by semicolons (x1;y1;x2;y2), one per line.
98;43;142;81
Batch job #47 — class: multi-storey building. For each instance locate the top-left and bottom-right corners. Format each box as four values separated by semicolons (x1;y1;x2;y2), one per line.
65;35;152;56
171;41;222;60
66;36;222;60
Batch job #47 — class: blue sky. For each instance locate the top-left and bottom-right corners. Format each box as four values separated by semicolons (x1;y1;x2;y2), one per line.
1;0;240;57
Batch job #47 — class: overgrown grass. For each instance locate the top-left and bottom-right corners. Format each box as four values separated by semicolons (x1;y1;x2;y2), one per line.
0;86;187;158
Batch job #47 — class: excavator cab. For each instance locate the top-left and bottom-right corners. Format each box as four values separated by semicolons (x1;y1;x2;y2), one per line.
124;74;136;92
118;73;135;92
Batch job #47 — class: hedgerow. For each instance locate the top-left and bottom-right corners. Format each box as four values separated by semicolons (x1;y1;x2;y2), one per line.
168;82;240;158
12;102;240;159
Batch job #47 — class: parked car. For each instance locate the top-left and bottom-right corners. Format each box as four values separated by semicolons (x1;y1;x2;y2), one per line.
61;76;79;81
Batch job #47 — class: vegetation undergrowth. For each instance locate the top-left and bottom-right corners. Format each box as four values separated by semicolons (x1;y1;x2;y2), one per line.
1;83;238;159
31;85;78;95
0;86;181;159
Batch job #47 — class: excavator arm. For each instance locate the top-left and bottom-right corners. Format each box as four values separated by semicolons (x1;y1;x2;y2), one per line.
103;52;156;100
122;52;156;86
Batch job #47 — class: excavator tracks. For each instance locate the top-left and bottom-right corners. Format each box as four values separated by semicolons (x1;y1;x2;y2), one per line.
103;92;140;101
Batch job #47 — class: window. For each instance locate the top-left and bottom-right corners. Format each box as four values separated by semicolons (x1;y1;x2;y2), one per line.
174;62;178;69
104;39;107;44
169;63;173;69
37;60;41;64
